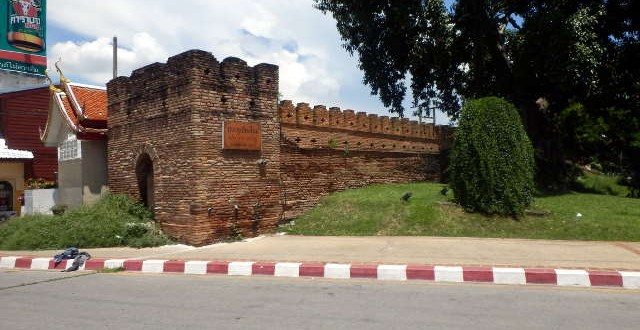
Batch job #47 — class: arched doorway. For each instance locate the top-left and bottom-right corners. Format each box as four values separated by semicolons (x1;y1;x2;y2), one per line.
136;154;154;214
0;181;13;212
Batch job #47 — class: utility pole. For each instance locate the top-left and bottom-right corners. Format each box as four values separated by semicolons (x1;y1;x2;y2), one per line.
112;36;118;79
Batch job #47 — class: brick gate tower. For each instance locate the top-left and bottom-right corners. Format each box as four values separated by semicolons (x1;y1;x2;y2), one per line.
107;50;281;245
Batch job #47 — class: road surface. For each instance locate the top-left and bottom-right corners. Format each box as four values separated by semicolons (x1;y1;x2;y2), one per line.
1;269;638;329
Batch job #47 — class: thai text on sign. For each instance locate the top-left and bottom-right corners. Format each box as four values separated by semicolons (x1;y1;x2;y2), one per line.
222;121;261;150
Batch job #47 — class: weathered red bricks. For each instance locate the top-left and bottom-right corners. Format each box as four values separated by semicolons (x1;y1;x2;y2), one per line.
107;50;451;246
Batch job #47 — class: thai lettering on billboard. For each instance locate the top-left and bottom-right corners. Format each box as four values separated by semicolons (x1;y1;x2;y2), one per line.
0;0;46;75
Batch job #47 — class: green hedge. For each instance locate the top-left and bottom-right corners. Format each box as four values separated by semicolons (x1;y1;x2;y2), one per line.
449;97;535;216
0;193;172;250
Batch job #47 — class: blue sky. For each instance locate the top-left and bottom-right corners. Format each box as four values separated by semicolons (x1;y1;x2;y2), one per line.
45;0;451;124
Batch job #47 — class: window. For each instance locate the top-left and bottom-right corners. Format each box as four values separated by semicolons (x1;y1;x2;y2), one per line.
59;133;81;161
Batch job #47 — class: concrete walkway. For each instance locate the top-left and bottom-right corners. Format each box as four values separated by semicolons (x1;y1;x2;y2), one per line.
2;235;639;270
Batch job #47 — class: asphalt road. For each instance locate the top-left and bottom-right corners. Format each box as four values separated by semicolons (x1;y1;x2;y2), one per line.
1;270;639;329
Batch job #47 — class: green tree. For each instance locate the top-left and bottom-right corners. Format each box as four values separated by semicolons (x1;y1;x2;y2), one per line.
449;97;534;216
315;0;640;191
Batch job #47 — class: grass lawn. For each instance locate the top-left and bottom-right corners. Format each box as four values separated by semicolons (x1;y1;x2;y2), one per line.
281;182;640;241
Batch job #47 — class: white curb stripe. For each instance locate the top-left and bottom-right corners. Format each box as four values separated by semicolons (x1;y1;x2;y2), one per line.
184;261;209;275
325;263;351;279
104;259;126;269
435;266;464;282
555;269;590;287
377;265;407;281
228;262;254;276
0;256;19;268
1;256;638;290
63;259;86;271
141;260;167;273
620;271;640;289
274;262;301;277
30;258;50;270
493;267;526;285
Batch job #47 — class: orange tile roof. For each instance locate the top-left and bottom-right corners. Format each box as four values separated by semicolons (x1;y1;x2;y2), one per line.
69;85;107;121
58;93;79;130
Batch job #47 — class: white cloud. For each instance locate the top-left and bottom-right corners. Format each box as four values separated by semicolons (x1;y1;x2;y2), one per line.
49;33;169;84
45;0;449;123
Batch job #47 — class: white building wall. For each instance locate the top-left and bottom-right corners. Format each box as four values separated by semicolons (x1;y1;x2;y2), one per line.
0;71;46;90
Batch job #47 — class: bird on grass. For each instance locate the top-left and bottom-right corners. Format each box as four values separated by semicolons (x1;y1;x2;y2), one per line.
440;186;449;196
401;192;413;202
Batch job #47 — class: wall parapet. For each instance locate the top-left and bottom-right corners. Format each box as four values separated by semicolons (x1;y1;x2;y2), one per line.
279;100;452;154
279;100;448;141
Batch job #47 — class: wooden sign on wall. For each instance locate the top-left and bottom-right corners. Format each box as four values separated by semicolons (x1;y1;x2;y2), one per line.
222;121;261;150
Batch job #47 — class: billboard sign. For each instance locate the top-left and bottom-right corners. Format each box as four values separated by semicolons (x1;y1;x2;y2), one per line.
0;0;46;75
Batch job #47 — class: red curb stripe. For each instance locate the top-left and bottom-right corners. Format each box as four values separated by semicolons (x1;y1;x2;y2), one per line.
300;263;325;277
252;262;276;275
588;271;623;287
14;258;32;269
406;265;435;280
463;267;494;282
207;261;229;274
163;260;185;273
123;260;143;271
525;268;557;284
351;264;378;279
84;259;106;270
49;259;67;270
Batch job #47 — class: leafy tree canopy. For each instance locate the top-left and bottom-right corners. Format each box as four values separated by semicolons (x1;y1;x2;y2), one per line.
316;0;640;190
315;0;638;118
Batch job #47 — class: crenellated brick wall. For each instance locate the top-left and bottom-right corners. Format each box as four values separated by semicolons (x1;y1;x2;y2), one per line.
277;101;446;218
106;50;451;245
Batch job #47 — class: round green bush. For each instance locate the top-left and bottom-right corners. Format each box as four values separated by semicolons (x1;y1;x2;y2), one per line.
449;97;535;216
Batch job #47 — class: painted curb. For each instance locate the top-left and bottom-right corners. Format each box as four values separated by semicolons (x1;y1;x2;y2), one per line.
1;256;639;289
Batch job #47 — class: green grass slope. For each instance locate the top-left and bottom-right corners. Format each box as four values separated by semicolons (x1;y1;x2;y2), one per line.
282;182;640;241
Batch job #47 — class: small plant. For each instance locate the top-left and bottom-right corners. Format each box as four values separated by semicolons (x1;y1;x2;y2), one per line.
328;139;338;148
25;178;57;189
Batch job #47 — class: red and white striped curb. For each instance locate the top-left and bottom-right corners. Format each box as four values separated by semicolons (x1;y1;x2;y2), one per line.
2;256;639;289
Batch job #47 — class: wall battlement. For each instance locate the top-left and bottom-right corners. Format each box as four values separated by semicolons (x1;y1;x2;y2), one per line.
279;100;451;154
108;50;279;123
279;100;448;141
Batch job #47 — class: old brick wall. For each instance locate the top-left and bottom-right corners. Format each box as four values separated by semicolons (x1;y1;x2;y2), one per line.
107;50;280;246
107;49;451;245
278;101;446;219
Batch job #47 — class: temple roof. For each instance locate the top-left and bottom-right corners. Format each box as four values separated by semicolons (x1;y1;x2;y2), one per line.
41;79;108;145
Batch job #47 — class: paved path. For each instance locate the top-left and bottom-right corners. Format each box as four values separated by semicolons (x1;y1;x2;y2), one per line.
3;235;638;270
2;236;640;289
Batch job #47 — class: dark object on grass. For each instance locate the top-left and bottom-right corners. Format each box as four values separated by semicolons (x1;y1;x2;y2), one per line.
401;192;413;202
524;209;551;217
51;204;68;216
440;186;449;196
